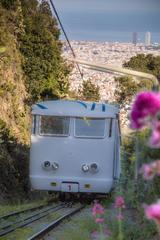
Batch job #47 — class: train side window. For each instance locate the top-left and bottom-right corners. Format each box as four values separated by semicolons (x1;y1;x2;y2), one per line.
74;118;106;138
109;119;113;137
39;116;70;136
32;115;37;135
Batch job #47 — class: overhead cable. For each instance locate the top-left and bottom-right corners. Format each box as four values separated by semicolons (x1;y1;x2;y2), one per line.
49;0;83;80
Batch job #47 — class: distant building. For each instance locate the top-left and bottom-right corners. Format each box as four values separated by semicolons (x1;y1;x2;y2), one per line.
145;32;151;46
132;32;138;45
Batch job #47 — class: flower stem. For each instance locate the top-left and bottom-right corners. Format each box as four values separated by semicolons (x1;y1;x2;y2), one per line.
118;208;123;240
99;223;104;240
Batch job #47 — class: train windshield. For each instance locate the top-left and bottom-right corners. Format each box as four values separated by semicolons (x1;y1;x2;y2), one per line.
75;118;107;138
40;116;70;136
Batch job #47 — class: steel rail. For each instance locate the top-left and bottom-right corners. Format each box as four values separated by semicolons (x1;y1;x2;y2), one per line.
0;202;50;221
0;203;64;237
0;204;62;231
27;204;85;240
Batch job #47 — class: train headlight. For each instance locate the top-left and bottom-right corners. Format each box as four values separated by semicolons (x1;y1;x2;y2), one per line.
42;161;51;170
82;164;89;172
52;162;59;170
90;163;99;173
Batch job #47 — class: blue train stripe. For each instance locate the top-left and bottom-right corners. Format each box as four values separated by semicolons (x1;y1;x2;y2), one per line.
91;102;96;111
76;101;87;108
102;104;106;112
36;103;48;109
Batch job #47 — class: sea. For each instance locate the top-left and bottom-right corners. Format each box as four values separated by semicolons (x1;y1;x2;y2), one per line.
61;30;160;44
58;11;160;44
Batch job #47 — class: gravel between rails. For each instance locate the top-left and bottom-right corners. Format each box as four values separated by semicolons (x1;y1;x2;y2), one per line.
27;204;85;240
43;207;91;240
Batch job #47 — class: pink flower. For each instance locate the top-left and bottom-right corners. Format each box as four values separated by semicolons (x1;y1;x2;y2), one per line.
145;202;160;224
149;121;160;148
92;203;105;216
141;163;155;180
114;196;125;209
140;160;160;180
130;92;160;129
95;217;104;223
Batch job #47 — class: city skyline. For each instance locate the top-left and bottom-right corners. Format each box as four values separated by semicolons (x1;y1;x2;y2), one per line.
145;32;151;46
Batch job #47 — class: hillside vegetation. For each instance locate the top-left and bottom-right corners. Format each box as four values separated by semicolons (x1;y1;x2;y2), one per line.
0;0;70;201
115;54;160;105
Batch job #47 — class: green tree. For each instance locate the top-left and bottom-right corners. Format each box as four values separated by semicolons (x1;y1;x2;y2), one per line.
115;53;159;105
114;75;152;105
123;54;160;81
19;0;70;102
79;79;100;102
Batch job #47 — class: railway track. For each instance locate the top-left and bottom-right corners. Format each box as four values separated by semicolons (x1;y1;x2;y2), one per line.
0;202;51;221
0;202;64;237
0;202;84;239
28;204;85;240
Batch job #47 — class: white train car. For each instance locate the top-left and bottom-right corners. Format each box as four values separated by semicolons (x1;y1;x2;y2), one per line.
30;100;120;194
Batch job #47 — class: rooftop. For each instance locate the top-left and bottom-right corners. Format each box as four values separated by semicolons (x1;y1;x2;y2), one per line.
32;100;119;118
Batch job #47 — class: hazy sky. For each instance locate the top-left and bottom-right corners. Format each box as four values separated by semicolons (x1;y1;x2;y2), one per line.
53;0;160;13
51;0;160;41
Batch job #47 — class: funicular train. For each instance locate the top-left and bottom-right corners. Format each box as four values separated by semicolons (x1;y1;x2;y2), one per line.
29;59;158;196
30;100;121;194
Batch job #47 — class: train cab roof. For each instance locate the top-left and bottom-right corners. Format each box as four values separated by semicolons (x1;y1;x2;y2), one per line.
32;100;119;118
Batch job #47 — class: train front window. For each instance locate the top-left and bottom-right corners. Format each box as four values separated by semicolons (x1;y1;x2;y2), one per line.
74;118;106;138
40;116;70;136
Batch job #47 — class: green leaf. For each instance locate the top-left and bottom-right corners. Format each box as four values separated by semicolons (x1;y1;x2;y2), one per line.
0;47;6;53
